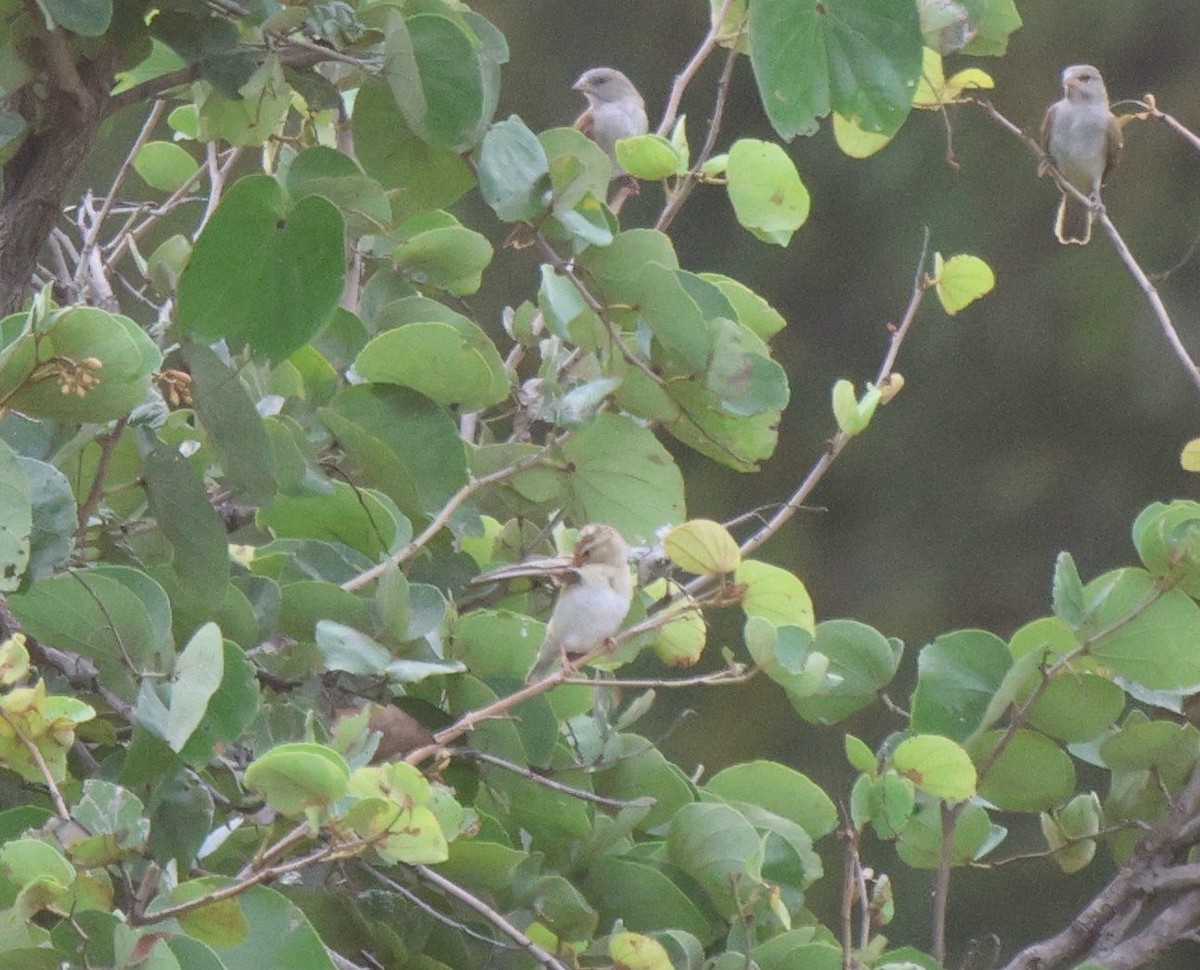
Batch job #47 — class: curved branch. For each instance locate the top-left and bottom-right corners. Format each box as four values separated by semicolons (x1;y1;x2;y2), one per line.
970;97;1200;396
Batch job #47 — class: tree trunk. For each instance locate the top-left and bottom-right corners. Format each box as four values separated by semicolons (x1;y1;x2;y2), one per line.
0;44;117;315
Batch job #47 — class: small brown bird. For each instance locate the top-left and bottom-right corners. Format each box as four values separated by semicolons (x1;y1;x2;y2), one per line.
1041;65;1123;245
572;67;649;172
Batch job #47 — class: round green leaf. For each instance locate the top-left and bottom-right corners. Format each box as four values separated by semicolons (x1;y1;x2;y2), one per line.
911;629;1011;740
726;139;810;246
663;520;741;575
477;116;551;221
970;729;1075;812
178;174;345;362
615;134;685;180
353;321;508;412
133;141;200;192
736;559;815;632
892;734;976;802
934;252;996;315
244;742;350;815
706;760;837;840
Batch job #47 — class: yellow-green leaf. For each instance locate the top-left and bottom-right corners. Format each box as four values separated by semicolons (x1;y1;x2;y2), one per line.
663;519;741;575
935;252;995;315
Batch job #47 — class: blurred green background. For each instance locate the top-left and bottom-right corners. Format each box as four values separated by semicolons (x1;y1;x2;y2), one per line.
465;2;1200;964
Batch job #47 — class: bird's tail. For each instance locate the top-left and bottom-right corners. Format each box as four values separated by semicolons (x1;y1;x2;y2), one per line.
1055;193;1092;245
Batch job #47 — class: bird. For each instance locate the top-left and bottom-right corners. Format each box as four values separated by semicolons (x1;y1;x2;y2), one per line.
572;67;649;173
471;524;634;682
1041;64;1123;245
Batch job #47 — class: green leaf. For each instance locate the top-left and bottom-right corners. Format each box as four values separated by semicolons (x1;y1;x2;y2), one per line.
559;413;686;543
584;858;715;944
284;146;392;236
749;0;922;139
259;481;409;560
320;384;468;523
9;568;172;700
1132;500;1200;598
0;307;161;423
667;802;762;914
934;252;995;315
705;317;790;416
382;11;493;151
0;438;30;591
1041;792;1100;874
133;141;199;193
697;273;788;339
394;221;493;296
737;559;815;633
910;629;1010;740
892;735;976;801
957;0;1023;56
38;0;112;35
353;321;508;412
142;441;230;601
154;881;336;969
897;801;997;868
782;619;900;723
615;134;685;180
352;80;474;210
177;174;345;362
969;729;1075;812
134;623;223;753
244;742;350;816
1086;568;1200;690
183;342;277;505
1052;551;1086;628
663;520;741;575
725;139;810;246
477;116;551;222
706;761;837;840
831;378;881;435
1025;672;1125;744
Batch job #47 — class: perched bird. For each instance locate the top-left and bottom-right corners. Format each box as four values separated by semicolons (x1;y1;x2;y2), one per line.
526;524;633;682
472;524;633;682
572;67;649;172
1041;64;1123;245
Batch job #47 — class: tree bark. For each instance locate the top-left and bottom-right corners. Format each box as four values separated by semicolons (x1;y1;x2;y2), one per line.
0;37;118;315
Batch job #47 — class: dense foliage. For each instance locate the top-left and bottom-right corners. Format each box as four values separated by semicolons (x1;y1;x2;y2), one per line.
4;2;1200;969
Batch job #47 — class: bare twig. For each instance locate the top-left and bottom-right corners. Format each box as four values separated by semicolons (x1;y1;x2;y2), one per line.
737;229;932;559
657;0;738;138
75;414;130;540
412;864;572;970
0;709;70;818
341;442;558;592
454;748;651;808
656;43;739;234
74;100;166;291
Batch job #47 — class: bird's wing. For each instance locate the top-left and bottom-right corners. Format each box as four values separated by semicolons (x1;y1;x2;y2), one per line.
1103;112;1124;183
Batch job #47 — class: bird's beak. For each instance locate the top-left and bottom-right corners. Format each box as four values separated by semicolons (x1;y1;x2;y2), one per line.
571;78;586;93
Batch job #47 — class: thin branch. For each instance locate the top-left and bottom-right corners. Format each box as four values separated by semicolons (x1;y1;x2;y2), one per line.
737;229;932;559
75;415;130;540
656;43;739;234
454;748;650;808
412;864;572;970
1127;95;1200;154
970;97;1200;396
341;442;558;592
74;100;165;289
362;864;522;949
657;0;738;138
0;710;70;818
931;801;959;965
